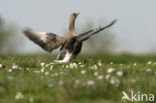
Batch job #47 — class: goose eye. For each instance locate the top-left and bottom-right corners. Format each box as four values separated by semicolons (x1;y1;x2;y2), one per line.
74;13;76;16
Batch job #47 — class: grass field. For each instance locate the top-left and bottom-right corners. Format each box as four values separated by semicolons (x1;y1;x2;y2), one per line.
0;54;155;103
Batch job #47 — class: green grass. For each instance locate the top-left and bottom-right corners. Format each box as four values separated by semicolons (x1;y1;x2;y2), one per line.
0;54;156;103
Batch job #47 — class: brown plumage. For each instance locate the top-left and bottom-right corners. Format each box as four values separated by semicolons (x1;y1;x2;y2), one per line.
23;29;65;52
23;12;117;63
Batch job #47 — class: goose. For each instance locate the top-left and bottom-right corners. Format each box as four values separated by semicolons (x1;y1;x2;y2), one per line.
23;12;116;63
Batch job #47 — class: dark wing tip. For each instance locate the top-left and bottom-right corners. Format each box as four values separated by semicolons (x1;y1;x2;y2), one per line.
22;27;33;34
109;19;117;26
102;19;117;29
113;19;117;24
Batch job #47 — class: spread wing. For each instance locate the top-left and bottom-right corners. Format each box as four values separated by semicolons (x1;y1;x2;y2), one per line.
23;28;65;52
77;19;117;42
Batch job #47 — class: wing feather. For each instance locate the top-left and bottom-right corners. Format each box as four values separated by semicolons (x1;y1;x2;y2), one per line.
23;28;65;52
77;19;117;42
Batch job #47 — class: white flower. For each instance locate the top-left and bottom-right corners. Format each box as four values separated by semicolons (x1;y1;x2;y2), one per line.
60;72;64;75
78;62;82;64
134;63;136;66
15;92;24;99
26;68;29;71
97;75;103;80
12;63;18;69
94;72;98;76
147;61;152;65
73;62;77;65
81;70;86;74
93;65;98;70
45;64;49;67
107;68;114;73
50;66;53;70
98;62;102;66
110;62;113;65
74;80;80;88
40;62;45;67
45;72;49;75
0;64;3;68
116;71;123;76
29;98;34;103
69;63;74;68
105;74;110;80
110;79;115;84
110;77;120;86
48;83;53;88
69;63;77;68
75;79;80;84
86;80;95;86
131;79;136;83
61;65;64;68
66;65;69;68
80;65;84;68
40;68;44;72
146;68;152;72
59;80;64;85
8;69;12;72
120;64;123;66
8;76;13;80
54;73;58;76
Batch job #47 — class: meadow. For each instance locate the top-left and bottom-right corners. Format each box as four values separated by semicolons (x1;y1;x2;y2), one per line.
0;54;155;103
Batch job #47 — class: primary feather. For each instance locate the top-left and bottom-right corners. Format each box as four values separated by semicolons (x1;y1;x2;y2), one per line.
23;28;65;52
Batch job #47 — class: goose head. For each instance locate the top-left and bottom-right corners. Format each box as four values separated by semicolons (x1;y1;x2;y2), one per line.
68;12;80;31
70;12;80;21
65;12;80;39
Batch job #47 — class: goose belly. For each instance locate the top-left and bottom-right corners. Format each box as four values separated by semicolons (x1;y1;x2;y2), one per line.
56;41;82;63
56;50;73;63
62;51;72;62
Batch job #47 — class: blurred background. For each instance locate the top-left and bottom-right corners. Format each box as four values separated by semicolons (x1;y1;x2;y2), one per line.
0;0;156;55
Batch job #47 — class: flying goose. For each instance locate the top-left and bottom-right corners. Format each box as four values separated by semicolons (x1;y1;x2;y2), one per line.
23;12;116;63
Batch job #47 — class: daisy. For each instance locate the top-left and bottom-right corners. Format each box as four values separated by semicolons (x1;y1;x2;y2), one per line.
81;70;86;74
107;68;114;73
116;71;123;76
97;75;103;80
40;62;45;67
12;63;18;69
15;92;24;99
94;72;98;76
86;80;95;86
147;61;152;65
0;64;3;68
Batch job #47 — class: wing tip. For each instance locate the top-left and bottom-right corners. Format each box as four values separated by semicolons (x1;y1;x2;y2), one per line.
22;27;33;34
110;19;118;26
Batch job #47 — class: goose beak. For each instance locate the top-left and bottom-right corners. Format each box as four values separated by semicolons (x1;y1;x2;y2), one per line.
76;12;80;15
